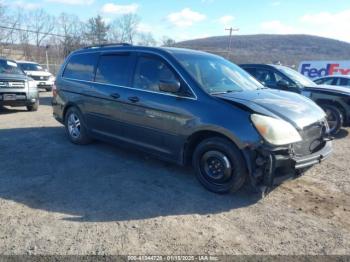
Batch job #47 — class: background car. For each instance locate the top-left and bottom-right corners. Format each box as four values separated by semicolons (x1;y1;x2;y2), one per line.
240;64;350;135
0;59;39;111
314;75;350;87
17;61;55;92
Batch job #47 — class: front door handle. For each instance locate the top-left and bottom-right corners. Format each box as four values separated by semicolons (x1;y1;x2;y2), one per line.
128;96;139;103
110;93;120;99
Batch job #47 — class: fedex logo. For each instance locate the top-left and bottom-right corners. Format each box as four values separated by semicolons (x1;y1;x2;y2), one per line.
300;61;350;79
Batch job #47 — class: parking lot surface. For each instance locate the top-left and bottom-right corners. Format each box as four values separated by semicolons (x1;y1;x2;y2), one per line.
0;92;349;255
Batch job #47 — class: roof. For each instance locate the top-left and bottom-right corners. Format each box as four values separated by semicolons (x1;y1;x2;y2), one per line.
240;63;277;69
73;44;217;58
16;60;39;64
315;75;350;80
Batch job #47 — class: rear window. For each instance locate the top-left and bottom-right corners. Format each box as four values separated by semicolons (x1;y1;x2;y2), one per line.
63;53;98;81
95;54;131;86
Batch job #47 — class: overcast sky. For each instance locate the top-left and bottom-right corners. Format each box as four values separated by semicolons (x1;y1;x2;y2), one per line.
6;0;350;42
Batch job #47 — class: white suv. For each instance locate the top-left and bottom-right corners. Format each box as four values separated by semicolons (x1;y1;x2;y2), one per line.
17;61;55;91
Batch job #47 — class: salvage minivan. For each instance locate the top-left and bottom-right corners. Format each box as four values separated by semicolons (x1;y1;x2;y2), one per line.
52;45;332;194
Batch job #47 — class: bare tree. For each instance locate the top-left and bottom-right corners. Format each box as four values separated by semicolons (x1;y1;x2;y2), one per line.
137;32;157;46
28;9;55;61
110;14;140;44
0;4;22;57
161;36;176;47
57;13;85;57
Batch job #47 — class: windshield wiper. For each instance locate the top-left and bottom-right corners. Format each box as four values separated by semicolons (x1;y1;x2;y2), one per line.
211;90;236;95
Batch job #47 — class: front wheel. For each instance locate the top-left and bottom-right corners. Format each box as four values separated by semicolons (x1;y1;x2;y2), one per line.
26;100;39;111
192;137;247;194
321;104;343;135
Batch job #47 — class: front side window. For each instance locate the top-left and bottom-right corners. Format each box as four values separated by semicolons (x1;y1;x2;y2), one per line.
95;54;131;86
254;69;276;86
133;56;179;93
339;78;350;87
174;53;263;94
315;77;334;85
0;60;24;75
63;53;98;81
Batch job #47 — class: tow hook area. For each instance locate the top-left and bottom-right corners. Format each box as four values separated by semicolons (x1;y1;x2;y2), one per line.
253;151;276;197
244;147;296;197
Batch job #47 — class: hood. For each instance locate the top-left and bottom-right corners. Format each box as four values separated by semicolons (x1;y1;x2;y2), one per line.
24;70;52;77
0;73;30;81
216;89;326;129
305;84;350;96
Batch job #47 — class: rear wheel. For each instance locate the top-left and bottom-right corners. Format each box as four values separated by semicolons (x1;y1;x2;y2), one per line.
64;107;92;145
321;104;343;135
26;100;39;111
192;137;247;194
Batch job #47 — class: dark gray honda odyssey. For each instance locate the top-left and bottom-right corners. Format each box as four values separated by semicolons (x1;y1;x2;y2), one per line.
52;44;332;194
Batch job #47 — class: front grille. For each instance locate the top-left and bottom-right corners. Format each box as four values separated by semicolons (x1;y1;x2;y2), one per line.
0;81;26;88
293;121;327;156
30;75;49;81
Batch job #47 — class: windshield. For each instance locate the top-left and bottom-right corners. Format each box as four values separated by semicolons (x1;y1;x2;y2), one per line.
19;63;43;71
277;65;317;87
0;60;24;75
174;53;264;94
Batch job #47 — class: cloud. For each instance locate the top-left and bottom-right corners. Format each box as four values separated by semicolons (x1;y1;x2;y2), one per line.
45;0;94;5
271;1;281;6
260;20;297;34
167;8;206;27
101;3;139;15
300;9;350;42
260;9;350;42
217;15;234;27
12;1;40;10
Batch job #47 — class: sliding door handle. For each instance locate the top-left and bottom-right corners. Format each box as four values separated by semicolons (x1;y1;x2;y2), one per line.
110;93;120;99
128;96;139;103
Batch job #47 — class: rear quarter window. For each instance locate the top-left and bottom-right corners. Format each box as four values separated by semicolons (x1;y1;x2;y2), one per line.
63;53;98;81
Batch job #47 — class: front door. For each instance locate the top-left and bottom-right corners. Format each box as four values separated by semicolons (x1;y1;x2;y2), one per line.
115;54;196;161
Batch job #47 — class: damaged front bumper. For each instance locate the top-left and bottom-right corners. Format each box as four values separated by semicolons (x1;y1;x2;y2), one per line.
244;140;333;195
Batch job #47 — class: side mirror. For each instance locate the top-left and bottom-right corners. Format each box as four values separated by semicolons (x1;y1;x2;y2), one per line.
159;79;181;93
277;79;289;89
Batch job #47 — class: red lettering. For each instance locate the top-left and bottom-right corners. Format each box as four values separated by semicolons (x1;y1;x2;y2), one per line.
329;64;340;75
339;68;350;75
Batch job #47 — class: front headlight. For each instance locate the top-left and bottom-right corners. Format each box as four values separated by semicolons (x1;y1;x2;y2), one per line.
251;114;302;146
28;80;37;90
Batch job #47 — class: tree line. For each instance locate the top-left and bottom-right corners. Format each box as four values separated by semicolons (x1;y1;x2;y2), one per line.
0;4;176;66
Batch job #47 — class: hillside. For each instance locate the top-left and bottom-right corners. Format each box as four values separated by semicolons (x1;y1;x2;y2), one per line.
176;34;350;66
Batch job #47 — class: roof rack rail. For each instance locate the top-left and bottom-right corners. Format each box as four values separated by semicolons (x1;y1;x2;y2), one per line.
83;43;132;49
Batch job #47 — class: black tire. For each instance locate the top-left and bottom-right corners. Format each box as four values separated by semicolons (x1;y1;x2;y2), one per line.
320;104;343;135
26;100;39;111
192;137;247;194
64;107;92;145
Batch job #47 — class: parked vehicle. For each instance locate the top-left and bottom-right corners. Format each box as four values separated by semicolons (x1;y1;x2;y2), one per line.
17;61;55;91
241;64;350;135
53;45;332;194
314;75;350;87
0;59;39;111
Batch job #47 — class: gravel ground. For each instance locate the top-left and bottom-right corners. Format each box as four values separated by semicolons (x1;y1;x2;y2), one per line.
0;92;349;255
